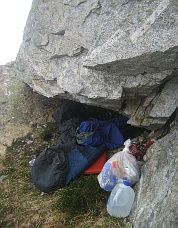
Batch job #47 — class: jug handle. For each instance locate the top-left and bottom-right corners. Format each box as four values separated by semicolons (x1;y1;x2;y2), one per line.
113;188;122;201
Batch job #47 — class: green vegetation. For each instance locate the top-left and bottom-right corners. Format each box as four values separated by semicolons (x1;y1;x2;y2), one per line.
109;3;115;8
0;123;125;227
170;0;178;7
53;175;109;217
146;9;153;16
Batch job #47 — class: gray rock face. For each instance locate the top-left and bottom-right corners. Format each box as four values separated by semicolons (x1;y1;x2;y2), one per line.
15;0;178;130
0;64;62;158
130;116;178;228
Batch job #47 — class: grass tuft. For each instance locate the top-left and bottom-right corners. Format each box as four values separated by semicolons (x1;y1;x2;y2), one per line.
53;175;110;217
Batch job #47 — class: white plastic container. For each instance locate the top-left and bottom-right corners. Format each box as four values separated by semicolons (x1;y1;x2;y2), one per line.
107;180;135;218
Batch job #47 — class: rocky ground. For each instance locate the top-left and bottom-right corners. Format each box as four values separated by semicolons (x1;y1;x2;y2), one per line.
0;63;62;167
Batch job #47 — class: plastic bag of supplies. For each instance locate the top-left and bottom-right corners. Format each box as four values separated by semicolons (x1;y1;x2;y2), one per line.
98;139;140;191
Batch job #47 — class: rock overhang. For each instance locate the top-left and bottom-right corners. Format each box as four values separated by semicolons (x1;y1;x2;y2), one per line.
14;0;178;129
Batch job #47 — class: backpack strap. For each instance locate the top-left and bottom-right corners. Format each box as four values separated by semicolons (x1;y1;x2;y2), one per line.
75;126;95;145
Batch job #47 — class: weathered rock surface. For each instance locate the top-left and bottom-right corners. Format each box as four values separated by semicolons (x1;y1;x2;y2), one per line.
0;64;61;159
130;114;178;228
14;0;178;130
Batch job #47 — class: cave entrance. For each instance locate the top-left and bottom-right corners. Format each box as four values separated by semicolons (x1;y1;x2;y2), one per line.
53;99;149;142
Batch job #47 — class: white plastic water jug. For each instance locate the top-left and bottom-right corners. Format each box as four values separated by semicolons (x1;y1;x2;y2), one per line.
106;180;135;218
